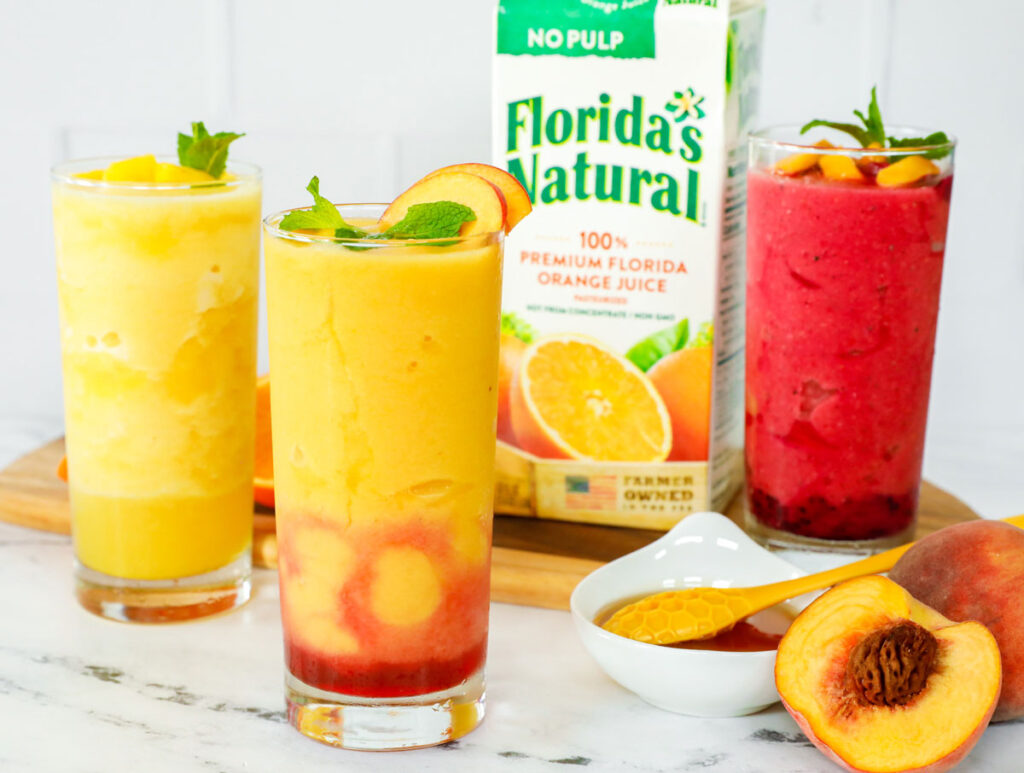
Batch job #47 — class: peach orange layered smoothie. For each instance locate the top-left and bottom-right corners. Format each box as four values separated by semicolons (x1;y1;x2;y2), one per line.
266;167;529;749
52;124;260;617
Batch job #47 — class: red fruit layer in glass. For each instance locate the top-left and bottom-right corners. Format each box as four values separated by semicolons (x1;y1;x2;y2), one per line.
746;480;916;541
278;517;492;699
745;169;951;540
286;637;487;699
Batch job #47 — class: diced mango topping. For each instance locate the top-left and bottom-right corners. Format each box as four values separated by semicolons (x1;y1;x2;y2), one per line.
860;141;887;166
819;154;865;182
773;139;834;176
774;152;820;176
154;162;215;183
876;155;940;188
102;154;157;182
91;154;217;184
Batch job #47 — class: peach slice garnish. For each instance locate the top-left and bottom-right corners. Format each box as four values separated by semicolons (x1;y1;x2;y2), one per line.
422;163;532;233
776;575;1000;773
379;171;507;237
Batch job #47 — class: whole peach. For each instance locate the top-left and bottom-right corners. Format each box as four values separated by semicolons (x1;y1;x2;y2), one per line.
890;520;1024;721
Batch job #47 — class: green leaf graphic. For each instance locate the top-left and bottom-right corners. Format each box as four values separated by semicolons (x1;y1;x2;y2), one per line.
626;318;689;372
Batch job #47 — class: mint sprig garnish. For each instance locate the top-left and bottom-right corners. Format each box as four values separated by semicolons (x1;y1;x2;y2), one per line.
384;202;476;239
800;88;952;159
278;177;355;232
800;87;885;147
279;176;478;244
177;122;244;178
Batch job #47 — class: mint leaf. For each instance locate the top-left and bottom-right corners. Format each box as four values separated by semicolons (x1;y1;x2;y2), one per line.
799;120;871;147
177;121;244;178
854;86;886;145
887;132;953;159
501;312;536;344
382;201;475;239
334;226;367;239
800;87;885;147
626;319;689;372
279;176;366;234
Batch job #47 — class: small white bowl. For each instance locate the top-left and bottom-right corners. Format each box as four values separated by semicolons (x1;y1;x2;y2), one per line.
570;511;810;717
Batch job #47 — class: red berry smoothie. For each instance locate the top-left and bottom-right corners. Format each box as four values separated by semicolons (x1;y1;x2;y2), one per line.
745;168;952;542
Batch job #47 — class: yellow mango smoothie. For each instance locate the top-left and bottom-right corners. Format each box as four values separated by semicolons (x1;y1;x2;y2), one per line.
52;132;260;621
265;168;525;750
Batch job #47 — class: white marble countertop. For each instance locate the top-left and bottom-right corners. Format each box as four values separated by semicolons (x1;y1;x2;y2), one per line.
1;418;1022;772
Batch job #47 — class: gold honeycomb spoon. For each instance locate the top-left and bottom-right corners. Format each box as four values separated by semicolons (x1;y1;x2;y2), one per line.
602;514;1024;645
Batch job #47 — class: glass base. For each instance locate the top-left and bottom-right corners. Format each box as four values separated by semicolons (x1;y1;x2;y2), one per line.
743;510;914;554
74;552;251;623
285;668;485;751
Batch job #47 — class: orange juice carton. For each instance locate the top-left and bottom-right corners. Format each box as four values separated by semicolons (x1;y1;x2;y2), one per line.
492;0;765;529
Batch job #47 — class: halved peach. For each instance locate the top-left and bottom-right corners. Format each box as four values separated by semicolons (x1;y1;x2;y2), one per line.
422;163;532;233
379;171;507;237
776;575;1000;773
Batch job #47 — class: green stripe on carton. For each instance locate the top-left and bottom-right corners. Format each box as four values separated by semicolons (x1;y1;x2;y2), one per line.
497;0;657;59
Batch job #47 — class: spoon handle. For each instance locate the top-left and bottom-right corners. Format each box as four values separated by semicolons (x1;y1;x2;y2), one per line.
744;513;1024;611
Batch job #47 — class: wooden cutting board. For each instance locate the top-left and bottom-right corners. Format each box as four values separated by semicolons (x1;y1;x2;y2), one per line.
0;438;979;610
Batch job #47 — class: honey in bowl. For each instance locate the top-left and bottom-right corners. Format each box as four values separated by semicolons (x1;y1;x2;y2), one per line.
595;595;796;652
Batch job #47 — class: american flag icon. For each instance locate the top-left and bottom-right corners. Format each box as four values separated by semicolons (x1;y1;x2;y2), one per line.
565;475;618;511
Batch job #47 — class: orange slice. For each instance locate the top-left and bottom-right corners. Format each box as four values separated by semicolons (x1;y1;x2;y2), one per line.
509;335;672;462
253;374;274;508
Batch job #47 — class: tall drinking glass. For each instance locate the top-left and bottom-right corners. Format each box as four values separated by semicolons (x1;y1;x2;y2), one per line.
744;129;954;551
264;205;503;750
52;158;261;620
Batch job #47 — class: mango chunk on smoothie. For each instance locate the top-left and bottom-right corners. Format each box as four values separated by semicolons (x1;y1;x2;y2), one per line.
876;155;940;187
860;140;888;165
773;139;833;175
95;155;219;184
103;154;157;182
155;162;215;183
819;154;865;182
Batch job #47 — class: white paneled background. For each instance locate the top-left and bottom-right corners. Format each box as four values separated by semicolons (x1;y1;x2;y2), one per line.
1;0;1021;514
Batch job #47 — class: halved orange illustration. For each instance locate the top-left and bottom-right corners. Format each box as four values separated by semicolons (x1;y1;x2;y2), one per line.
509;335;672;462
